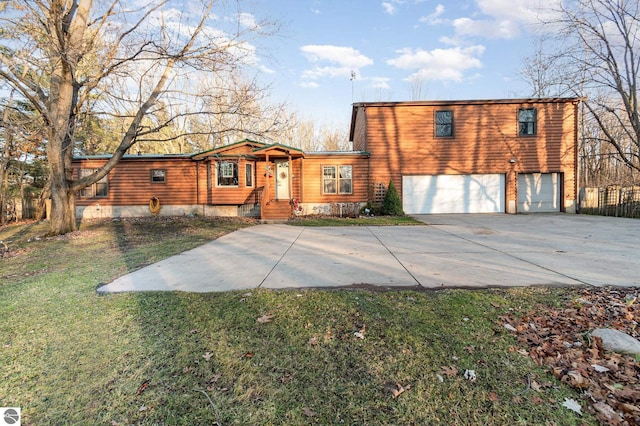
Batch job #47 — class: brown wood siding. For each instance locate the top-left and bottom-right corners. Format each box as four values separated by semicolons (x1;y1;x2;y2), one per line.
301;155;369;203
351;107;367;151
73;158;200;206
208;158;262;205
356;100;577;206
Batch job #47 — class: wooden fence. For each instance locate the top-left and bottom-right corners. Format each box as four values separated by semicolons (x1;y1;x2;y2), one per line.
1;196;37;223
579;186;640;218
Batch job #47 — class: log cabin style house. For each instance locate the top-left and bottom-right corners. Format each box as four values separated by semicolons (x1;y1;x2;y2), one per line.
72;97;580;220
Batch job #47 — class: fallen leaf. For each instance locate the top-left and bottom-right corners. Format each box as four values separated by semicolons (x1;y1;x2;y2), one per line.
504;323;517;332
136;379;150;395
488;392;499;402
302;407;316;417
257;314;274;323
440;366;458;378
593;402;623;424
241;351;254;359
562;398;582;415
391;383;411;398
592;364;610;373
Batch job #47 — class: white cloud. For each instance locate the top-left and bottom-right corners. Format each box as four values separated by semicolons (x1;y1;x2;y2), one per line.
238;12;257;29
300;45;374;84
387;46;484;82
449;0;563;39
453;16;520;39
370;77;391;89
301;45;373;69
382;2;397;15
420;4;445;25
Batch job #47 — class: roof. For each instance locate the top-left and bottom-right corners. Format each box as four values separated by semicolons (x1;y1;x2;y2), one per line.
73;153;190;161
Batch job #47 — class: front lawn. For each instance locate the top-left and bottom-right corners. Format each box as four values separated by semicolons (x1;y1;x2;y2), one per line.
0;218;597;425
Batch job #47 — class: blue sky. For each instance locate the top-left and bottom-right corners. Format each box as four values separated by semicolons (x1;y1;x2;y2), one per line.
246;0;561;126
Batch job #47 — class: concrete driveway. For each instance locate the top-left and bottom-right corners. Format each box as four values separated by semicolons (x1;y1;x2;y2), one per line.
97;214;640;293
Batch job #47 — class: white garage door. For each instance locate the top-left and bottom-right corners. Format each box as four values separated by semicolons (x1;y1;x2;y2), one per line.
518;173;560;213
402;174;505;214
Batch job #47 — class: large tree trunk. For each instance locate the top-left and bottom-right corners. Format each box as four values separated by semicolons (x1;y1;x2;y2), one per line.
48;170;76;234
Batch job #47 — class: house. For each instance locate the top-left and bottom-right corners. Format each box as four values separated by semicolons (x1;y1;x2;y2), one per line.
72;97;580;219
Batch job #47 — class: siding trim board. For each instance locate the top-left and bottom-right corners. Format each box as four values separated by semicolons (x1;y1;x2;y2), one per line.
72;97;579;219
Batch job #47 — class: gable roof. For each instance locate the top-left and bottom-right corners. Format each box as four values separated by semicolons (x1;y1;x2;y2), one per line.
190;139;266;160
252;143;305;158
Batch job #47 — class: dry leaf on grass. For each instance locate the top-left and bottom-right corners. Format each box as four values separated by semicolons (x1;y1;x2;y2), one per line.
440;366;458;378
257;314;274;323
302;407;316;417
391;383;411;398
562;398;582;415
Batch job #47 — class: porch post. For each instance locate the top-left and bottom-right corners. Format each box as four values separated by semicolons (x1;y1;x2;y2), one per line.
265;153;270;205
288;153;292;199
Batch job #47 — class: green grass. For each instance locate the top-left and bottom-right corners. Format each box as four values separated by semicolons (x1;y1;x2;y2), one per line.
0;217;596;425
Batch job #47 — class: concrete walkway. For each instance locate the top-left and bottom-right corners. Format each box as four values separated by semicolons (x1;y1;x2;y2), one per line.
96;214;640;293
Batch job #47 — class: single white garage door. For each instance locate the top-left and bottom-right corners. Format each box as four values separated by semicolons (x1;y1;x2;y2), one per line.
402;174;505;214
518;173;560;213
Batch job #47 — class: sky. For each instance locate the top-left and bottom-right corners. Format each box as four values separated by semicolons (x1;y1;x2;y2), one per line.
245;0;561;127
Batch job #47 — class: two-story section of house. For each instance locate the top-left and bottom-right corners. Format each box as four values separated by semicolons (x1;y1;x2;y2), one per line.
350;98;580;214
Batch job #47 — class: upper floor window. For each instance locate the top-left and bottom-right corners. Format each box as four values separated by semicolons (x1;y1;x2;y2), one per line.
151;169;166;183
216;161;238;186
78;168;109;198
518;108;537;136
435;110;454;137
323;165;352;194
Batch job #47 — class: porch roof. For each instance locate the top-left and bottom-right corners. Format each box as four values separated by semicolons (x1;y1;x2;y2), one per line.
252;143;305;159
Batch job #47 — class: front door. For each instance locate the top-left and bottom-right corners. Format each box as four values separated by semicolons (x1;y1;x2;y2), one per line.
275;160;290;200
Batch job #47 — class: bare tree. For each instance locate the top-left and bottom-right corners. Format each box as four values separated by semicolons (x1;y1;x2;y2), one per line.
0;0;281;235
535;0;640;176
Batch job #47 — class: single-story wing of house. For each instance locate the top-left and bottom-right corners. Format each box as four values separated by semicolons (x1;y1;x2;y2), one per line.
72;97;580;220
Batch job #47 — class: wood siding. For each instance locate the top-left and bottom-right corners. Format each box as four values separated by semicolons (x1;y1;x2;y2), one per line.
300;154;369;203
73;157;202;206
352;99;578;210
208;158;260;205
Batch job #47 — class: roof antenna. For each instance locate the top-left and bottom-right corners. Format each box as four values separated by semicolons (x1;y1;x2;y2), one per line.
350;71;357;103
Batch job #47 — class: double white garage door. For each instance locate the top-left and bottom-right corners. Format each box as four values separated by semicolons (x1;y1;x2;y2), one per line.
402;173;559;214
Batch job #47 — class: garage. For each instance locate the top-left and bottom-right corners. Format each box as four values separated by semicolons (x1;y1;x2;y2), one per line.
402;174;505;214
518;173;560;213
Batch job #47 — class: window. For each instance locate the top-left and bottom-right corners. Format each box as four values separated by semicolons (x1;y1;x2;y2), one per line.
216;161;238;186
78;168;109;198
245;163;253;187
323;165;353;194
435;110;453;137
151;169;166;183
518;108;537;135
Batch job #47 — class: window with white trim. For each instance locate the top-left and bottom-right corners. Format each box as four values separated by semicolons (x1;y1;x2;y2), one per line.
151;169;166;183
322;165;353;194
216;161;238;186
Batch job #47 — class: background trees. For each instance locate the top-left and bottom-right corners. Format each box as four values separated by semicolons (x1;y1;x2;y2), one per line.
522;0;640;186
0;0;289;234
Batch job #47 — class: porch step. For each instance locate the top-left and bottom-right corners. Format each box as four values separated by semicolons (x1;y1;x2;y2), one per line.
262;200;292;220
